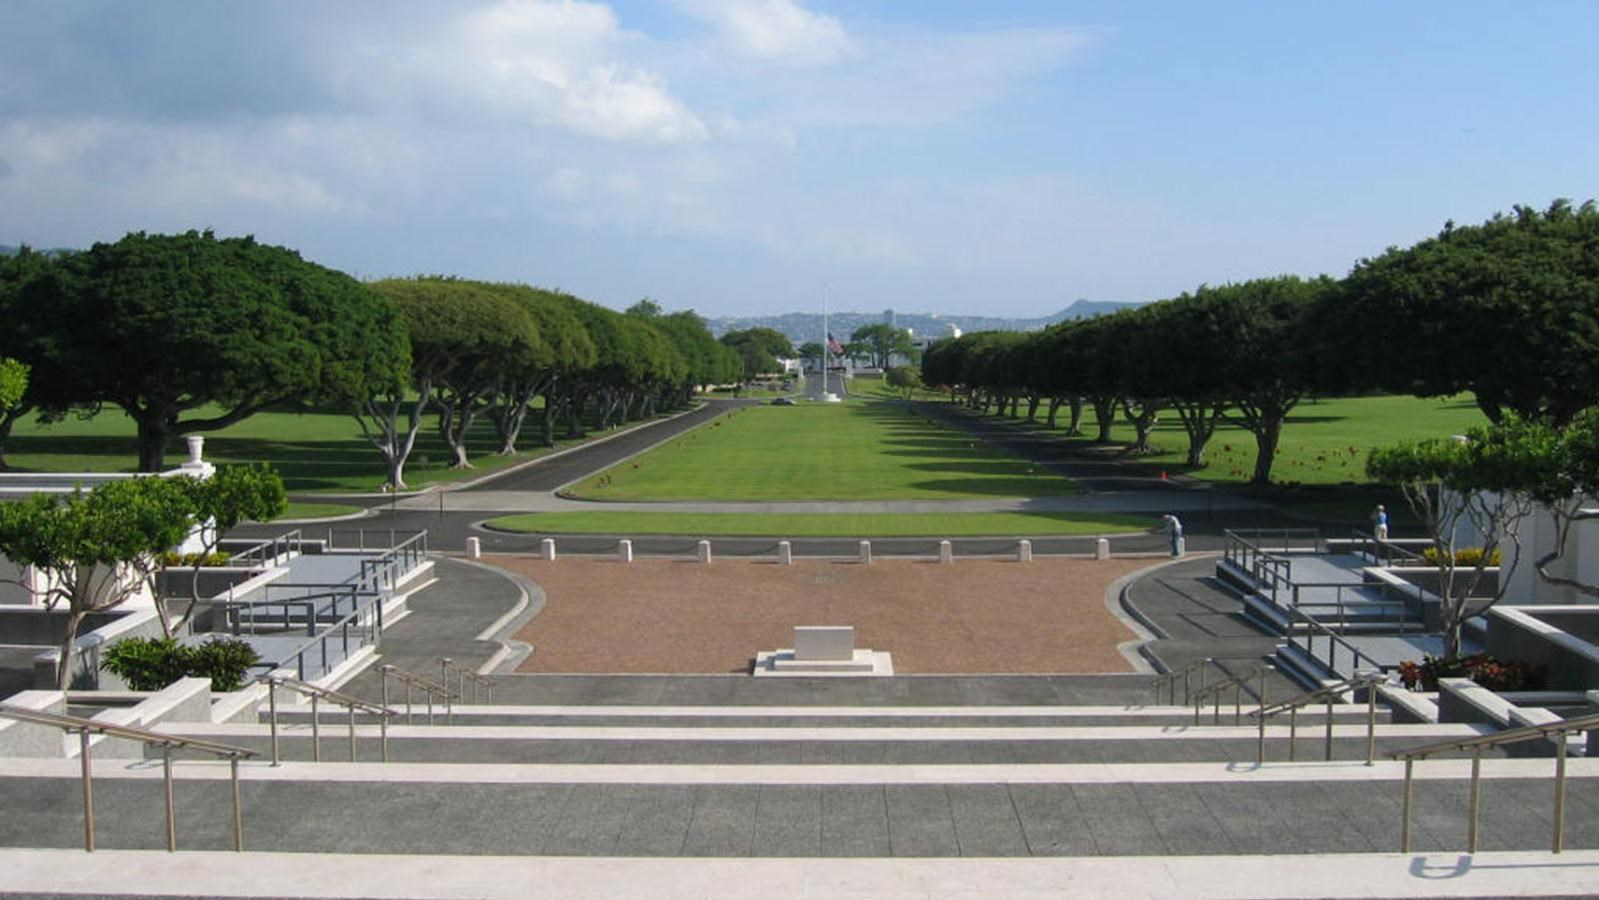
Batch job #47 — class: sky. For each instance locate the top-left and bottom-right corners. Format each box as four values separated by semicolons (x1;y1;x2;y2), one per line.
1;1;1596;319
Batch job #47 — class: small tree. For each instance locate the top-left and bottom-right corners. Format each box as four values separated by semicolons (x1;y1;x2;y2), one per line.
1367;420;1551;656
884;365;923;401
0;477;193;688
163;465;287;636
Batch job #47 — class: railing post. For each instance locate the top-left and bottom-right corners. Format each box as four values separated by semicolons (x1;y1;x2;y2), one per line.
1324;696;1335;761
1400;757;1414;853
1467;748;1483;853
1233;684;1242;726
405;680;414;726
348;703;359;762
380;665;392;710
310;695;321;762
1256;711;1266;764
266;679;281;767
380;714;390;762
1258;666;1270;712
1213;691;1221;726
1553;731;1568;853
230;755;244;852
1365;685;1378;766
162;745;177;852
1288;706;1298;761
78;729;95;852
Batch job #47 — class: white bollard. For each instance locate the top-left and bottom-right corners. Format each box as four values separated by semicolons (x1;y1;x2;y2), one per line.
540;538;556;561
778;541;792;565
698;540;712;564
1017;539;1032;562
465;537;481;559
618;539;634;563
858;540;872;565
939;540;953;564
1095;537;1110;560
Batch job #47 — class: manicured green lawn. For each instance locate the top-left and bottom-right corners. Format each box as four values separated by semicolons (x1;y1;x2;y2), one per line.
2;403;638;494
566;399;1079;501
987;394;1488;486
485;510;1152;537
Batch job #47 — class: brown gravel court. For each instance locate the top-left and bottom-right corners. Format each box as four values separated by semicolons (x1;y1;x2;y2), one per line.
491;556;1162;674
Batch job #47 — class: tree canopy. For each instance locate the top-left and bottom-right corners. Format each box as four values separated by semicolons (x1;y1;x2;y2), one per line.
850;323;915;369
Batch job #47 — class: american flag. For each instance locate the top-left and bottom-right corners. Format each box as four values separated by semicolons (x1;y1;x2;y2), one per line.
827;332;844;355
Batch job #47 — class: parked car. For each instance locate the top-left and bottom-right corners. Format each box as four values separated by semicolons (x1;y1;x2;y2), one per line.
771;397;795;406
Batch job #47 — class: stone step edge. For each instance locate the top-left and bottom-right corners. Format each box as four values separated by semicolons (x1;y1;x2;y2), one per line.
368;703;1385;718
2;756;1592;786
3;847;1593;900
157;722;1487;743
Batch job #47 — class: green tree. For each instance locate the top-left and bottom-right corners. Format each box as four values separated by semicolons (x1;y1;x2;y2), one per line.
1367;420;1550;656
719;328;794;383
1335;199;1599;425
163;465;287;635
0;477;193;688
480;283;597;454
15;231;409;472
884;365;924;401
850;323;916;370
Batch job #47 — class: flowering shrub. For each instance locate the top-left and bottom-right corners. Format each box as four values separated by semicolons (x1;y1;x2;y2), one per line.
1420;546;1501;567
1397;653;1547;692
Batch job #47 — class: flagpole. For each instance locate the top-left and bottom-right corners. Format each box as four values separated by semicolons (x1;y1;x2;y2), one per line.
822;283;829;394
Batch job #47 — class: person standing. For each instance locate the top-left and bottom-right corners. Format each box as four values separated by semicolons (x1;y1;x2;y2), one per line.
1163;514;1185;557
1372;504;1390;540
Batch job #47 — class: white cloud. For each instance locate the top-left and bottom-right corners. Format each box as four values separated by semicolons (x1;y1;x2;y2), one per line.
673;0;854;65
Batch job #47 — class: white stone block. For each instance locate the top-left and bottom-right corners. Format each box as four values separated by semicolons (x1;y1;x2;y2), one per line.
859;540;872;565
697;540;712;564
540;538;556;561
618;539;633;563
794;625;854;661
465;537;481;559
1017;539;1032;562
939;540;953;564
1095;537;1110;560
778;541;792;565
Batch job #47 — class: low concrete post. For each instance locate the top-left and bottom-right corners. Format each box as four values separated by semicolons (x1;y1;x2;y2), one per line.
858;540;872;565
939;540;954;564
618;539;633;563
778;541;792;565
1095;538;1110;560
540;538;556;561
464;537;481;559
697;540;713;564
1017;539;1032;562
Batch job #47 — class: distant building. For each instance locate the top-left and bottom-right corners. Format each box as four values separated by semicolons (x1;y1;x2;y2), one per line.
883;308;896;327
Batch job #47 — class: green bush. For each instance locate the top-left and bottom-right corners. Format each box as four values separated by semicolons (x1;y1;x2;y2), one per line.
160;550;234;567
100;636;193;691
1421;546;1502;567
185;637;261;692
101;635;260;692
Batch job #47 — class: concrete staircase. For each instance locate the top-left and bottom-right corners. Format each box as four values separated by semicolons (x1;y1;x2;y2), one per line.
3;674;1598;863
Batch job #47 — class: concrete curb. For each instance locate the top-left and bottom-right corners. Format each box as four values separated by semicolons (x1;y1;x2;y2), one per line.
452;558;546;674
1113;552;1224;675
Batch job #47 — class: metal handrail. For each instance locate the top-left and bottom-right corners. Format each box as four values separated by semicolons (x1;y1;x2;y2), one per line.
1189;663;1275;725
255;592;385;682
0;703;256;852
1152;657;1216;706
1248;672;1387;765
1349;528;1427;567
1390;711;1599;854
439;657;494;705
379;664;457;725
1281;602;1389;677
258;675;396;765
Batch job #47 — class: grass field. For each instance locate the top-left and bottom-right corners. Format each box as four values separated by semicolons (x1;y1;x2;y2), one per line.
485;510;1152;536
566;399;1079;501
277;501;364;521
2;403;653;495
982;393;1488;487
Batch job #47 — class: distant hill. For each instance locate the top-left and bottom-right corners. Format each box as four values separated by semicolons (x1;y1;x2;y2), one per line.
706;299;1142;344
0;244;75;259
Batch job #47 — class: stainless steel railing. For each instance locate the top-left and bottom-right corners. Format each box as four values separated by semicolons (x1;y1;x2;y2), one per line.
0;704;257;852
1189;663;1275;725
439;657;494;704
1248;672;1388;765
258;674;396;765
379;664;458;725
1391;711;1599;854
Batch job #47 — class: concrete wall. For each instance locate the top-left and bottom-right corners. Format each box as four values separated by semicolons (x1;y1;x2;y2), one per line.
1485;606;1599;691
1501;499;1599;606
0;690;68;757
32;607;168;691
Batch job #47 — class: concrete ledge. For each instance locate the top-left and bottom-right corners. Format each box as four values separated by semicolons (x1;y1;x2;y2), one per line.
3;848;1597;900
754;649;894;677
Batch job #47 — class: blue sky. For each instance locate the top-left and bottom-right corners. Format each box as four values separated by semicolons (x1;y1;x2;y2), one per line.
1;1;1594;318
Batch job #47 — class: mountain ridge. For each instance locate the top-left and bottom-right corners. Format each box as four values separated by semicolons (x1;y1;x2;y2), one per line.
705;299;1141;343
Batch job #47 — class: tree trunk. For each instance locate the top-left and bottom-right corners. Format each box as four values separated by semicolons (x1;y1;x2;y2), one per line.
1045;397;1062;430
0;405;28;470
1091;396;1116;443
540;396;557;446
1067;397;1084;436
1250;414;1283;485
134;416;172;472
565;395;587;438
1121;399;1160;454
56;606;86;689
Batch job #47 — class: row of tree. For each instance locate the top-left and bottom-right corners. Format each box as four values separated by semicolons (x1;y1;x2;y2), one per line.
0;232;744;488
922;200;1599;484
